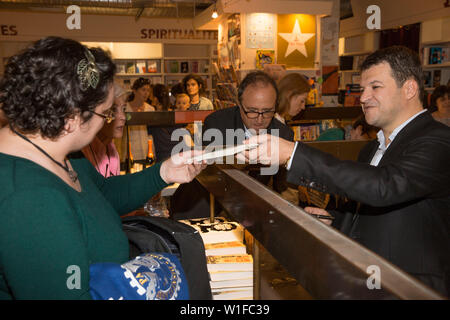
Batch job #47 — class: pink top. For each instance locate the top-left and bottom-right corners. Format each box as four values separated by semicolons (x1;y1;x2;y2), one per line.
82;137;120;178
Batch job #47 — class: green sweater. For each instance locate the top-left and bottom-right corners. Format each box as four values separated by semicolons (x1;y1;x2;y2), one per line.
0;154;168;299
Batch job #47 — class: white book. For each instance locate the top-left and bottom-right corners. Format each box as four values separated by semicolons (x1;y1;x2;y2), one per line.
204;241;247;256
179;217;244;245
185;143;258;163
209;270;253;282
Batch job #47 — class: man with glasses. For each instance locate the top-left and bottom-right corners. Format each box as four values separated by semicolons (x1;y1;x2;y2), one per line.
170;71;294;220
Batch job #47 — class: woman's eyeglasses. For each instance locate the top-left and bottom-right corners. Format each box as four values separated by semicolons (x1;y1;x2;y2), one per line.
91;109;115;124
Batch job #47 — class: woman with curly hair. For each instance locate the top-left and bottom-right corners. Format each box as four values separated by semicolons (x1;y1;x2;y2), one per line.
182;73;213;110
0;37;205;299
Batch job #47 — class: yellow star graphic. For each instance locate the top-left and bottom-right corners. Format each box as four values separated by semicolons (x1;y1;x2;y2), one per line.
278;19;315;58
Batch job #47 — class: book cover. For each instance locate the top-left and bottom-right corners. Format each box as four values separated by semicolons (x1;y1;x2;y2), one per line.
135;60;146;73
204;241;247;256
191;61;199;73
206;254;253;272
209;270;253;282
179;217;244;244
429;47;443;65
209;278;253;289
116;62;126;74
126;62;135;74
180;61;189;73
169;61;179;73
256;50;275;69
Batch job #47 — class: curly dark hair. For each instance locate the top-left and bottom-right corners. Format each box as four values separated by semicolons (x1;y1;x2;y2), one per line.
0;36;116;139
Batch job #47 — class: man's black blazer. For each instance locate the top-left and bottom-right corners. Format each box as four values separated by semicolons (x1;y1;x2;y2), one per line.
287;111;450;296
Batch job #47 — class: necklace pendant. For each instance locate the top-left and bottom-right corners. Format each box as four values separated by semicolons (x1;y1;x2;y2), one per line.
68;170;78;183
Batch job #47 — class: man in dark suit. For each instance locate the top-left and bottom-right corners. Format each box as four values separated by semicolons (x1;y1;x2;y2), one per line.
202;71;294;188
240;46;450;297
171;71;294;219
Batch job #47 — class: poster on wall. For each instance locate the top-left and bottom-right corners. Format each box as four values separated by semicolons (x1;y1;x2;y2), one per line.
246;13;275;49
277;14;316;69
256;50;275;69
321;16;339;66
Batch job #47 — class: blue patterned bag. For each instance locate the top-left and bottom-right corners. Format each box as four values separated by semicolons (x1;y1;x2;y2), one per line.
89;253;189;300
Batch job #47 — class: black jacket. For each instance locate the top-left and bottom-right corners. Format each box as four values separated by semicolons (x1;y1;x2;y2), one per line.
287;111;450;296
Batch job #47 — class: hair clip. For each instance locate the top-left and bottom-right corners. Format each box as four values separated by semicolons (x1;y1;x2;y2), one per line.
77;49;100;91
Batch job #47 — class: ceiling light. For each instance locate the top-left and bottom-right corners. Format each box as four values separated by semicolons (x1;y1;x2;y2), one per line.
212;10;218;19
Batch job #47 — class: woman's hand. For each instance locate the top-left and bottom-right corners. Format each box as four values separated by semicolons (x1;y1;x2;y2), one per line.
159;150;207;184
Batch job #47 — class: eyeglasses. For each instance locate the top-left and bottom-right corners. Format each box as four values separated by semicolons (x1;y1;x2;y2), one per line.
241;105;276;119
91;109;115;124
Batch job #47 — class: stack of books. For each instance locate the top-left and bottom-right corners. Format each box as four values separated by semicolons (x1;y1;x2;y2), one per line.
179;217;254;300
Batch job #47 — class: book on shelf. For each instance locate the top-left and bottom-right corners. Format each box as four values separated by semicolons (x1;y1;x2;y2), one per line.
204;241;247;256
427;46;450;65
147;60;158;73
424;71;432;88
212;287;253;300
179;217;244;245
126;62;135;74
191;61;199;73
135;60;146;73
206;254;253;272
116;62;126;74
168;61;179;73
433;69;441;87
180;61;189;73
209;270;253;282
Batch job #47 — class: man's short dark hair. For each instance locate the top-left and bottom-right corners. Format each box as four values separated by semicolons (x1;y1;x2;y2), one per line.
360;46;424;103
238;71;278;108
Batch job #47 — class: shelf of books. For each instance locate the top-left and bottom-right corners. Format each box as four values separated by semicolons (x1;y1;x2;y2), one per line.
179;217;254;300
421;41;450;106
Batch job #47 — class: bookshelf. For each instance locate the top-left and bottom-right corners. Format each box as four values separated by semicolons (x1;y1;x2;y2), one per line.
113;43;216;100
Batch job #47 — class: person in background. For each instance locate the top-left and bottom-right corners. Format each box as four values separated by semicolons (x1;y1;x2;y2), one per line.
151;84;171;111
0;37;205;299
349;115;378;140
120;77;155;166
430;85;450;126
81;83;127;177
275;73;310;123
175;93;191;111
169;83;185;107
149;84;191;162
182;73;213;110
240;46;450;296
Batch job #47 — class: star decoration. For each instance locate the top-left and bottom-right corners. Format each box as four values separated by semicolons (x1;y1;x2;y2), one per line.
278;19;315;58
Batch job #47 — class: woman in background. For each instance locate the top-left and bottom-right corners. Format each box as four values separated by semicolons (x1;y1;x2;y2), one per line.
121;77;155;166
182;74;213;110
276;73;310;123
430;85;450;126
81;83;127;177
